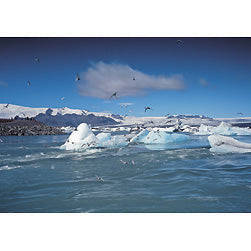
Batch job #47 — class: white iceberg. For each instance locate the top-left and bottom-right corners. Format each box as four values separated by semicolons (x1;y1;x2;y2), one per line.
130;129;189;144
152;127;177;132
130;129;149;143
96;132;128;147
142;131;189;144
96;132;111;142
61;126;75;133
97;135;128;148
60;123;98;150
180;125;198;133
196;122;251;136
208;134;251;153
60;123;128;150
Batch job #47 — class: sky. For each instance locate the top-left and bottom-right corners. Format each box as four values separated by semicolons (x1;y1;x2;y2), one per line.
0;37;251;118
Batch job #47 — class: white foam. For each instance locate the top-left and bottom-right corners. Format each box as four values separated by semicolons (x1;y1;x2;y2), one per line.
0;165;21;171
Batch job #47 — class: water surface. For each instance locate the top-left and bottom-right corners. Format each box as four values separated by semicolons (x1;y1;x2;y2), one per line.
0;134;250;212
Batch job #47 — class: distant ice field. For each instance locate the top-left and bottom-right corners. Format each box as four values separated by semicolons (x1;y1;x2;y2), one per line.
0;133;251;212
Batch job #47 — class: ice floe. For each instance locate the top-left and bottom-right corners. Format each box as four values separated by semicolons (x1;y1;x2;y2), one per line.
130;129;189;144
130;129;150;143
196;122;251;136
208;134;251;153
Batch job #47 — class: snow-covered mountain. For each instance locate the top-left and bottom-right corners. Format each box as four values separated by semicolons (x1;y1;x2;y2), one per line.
0;103;121;120
1;103;250;128
0;104;123;127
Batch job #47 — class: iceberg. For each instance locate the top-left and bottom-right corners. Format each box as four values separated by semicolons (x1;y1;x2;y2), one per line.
196;122;251;136
208;134;251;153
130;129;189;144
130;129;149;143
97;135;128;148
142;131;189;144
96;132;111;142
60;123;128;150
60;123;98;150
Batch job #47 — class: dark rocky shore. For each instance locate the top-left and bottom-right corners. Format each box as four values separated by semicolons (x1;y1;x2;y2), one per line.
0;119;65;136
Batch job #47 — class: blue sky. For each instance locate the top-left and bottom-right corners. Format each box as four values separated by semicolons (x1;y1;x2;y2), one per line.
0;37;250;118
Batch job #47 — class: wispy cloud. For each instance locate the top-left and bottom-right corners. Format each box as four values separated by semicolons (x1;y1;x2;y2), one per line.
199;78;217;89
119;103;134;106
78;62;186;99
0;81;8;87
199;78;209;85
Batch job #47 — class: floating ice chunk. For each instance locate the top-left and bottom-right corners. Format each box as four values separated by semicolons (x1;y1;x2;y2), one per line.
96;132;111;142
130;129;149;143
60;123;98;150
97;135;128;148
208;134;251;153
61;126;75;133
96;132;128;147
142;131;189;144
196;122;251;136
152;127;176;132
180;125;198;133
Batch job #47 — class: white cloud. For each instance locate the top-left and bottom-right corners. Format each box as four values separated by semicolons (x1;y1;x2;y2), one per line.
78;62;186;99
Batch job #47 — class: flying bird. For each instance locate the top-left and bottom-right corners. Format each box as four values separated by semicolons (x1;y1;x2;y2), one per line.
35;57;40;63
5;103;9;108
76;73;80;81
131;160;136;165
95;175;104;182
109;92;118;100
237;112;243;115
28;80;31;86
120;104;128;108
144;106;152;112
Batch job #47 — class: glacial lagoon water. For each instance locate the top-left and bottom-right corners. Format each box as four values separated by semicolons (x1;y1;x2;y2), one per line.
0;133;251;212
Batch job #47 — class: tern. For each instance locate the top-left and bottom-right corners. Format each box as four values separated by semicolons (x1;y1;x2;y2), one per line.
76;73;80;81
109;92;118;99
144;106;152;112
96;175;104;182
